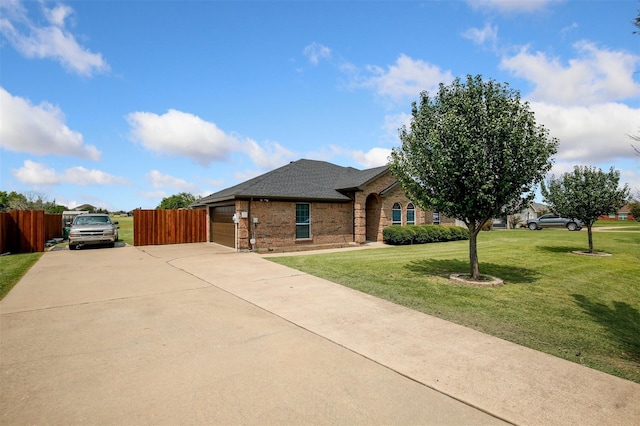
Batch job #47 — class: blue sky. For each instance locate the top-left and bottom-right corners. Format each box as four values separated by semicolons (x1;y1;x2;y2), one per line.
1;0;639;211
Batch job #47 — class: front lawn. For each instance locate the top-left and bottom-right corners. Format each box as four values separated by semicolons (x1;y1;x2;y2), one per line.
269;229;640;383
112;215;133;245
0;252;42;300
593;220;640;230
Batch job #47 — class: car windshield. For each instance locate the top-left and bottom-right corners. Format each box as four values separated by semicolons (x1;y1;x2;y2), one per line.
74;216;110;225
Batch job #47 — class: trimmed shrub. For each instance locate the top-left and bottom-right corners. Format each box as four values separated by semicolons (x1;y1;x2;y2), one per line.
445;225;469;240
409;225;431;243
382;225;416;245
431;225;450;241
383;224;469;245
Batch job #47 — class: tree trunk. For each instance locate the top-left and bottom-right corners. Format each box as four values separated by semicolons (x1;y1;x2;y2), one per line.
587;224;593;253
468;226;480;280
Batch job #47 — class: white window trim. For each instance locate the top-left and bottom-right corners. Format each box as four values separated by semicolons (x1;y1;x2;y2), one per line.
407;203;415;225
392;202;402;225
296;203;311;240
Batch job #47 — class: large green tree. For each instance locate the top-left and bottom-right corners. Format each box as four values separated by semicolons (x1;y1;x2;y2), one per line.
390;75;558;280
157;192;197;210
541;166;630;253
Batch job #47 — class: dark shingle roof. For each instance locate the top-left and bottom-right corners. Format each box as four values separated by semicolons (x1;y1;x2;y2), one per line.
193;159;389;206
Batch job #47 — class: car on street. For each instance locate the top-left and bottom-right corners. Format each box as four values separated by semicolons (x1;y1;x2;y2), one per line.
68;213;119;250
526;214;583;231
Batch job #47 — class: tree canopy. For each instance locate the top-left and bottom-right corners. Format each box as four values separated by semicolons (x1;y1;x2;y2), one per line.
541;166;630;253
0;190;66;213
390;74;558;279
157;192;197;210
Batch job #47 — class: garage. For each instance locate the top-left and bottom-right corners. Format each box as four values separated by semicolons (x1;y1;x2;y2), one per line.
210;205;235;248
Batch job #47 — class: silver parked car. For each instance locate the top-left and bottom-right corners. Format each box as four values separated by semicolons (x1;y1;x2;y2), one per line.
526;214;583;231
68;213;119;250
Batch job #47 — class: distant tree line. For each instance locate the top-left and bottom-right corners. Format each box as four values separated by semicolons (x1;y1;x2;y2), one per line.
0;191;109;214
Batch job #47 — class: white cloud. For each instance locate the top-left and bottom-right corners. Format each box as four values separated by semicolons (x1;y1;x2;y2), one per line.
560;22;578;38
361;54;454;103
234;169;263;183
13;160;59;185
126;108;296;170
500;41;640;105
140;190;168;200
0;1;109;76
147;170;199;193
0;87;101;160
382;112;412;142
466;0;561;14
303;42;331;65
462;23;498;47
242;139;295;169
12;160;129;186
531;102;640;163
351;147;392;168
63;166;129;185
547;160;640;196
126;109;239;166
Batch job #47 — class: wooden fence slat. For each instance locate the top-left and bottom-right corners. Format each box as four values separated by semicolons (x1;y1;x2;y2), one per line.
0;212;9;254
45;214;63;242
134;209;206;246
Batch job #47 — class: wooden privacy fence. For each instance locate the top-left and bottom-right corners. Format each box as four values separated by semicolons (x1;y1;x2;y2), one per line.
134;209;207;246
0;211;63;254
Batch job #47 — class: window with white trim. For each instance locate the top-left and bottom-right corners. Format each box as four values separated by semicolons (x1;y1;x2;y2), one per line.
406;203;415;225
392;203;402;225
296;203;310;239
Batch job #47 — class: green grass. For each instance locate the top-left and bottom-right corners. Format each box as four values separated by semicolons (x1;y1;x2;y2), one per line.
593;220;640;229
269;229;640;383
112;215;133;245
0;252;43;300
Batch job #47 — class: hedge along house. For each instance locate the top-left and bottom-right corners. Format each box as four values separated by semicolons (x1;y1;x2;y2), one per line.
191;159;454;252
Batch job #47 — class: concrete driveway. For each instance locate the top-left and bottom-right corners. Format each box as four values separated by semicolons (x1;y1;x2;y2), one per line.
1;243;639;425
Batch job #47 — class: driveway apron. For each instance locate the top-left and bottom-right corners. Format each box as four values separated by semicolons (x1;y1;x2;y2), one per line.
1;244;503;425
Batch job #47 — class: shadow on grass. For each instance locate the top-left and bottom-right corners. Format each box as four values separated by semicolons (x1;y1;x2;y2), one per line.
405;258;540;284
572;294;640;364
537;245;586;254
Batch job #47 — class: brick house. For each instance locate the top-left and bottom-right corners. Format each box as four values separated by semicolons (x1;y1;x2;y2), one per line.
192;159;453;252
598;204;636;221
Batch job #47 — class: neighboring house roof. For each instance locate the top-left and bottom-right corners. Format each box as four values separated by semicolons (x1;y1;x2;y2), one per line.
619;204;632;214
529;202;548;212
193;159;390;206
74;204;96;211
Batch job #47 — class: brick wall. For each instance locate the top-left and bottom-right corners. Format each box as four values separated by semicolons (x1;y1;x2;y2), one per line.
211;171;457;251
236;199;354;252
356;171;455;242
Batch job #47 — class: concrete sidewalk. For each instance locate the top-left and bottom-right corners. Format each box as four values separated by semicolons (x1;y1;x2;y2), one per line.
2;243;639;425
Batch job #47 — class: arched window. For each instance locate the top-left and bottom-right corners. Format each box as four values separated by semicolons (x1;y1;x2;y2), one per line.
406;203;415;225
392;202;402;225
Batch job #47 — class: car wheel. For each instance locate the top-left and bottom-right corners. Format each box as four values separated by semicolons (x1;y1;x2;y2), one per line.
69;243;77;250
567;222;578;231
528;223;538;230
